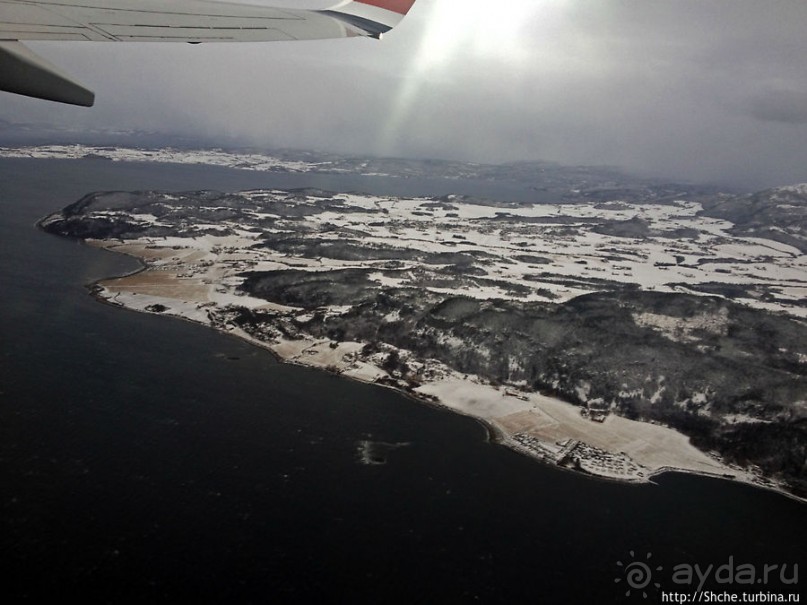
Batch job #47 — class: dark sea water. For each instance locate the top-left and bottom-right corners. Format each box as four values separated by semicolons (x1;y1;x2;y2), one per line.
0;158;804;603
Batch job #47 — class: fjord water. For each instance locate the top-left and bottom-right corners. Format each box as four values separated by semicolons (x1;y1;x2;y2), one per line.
1;159;803;603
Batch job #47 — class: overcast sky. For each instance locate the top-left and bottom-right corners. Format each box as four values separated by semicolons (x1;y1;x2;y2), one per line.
2;0;806;189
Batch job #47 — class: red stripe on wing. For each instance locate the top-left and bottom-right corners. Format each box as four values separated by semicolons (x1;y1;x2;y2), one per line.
354;0;417;16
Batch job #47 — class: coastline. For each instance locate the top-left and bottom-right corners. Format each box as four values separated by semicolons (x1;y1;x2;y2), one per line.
68;235;803;504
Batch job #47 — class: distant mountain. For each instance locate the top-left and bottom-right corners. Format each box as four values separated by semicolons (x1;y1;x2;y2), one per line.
701;184;807;253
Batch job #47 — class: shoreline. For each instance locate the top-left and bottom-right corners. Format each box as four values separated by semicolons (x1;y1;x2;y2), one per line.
72;243;803;505
87;275;806;504
91;270;807;507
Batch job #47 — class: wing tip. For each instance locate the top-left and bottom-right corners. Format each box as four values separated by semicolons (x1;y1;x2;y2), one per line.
326;0;417;37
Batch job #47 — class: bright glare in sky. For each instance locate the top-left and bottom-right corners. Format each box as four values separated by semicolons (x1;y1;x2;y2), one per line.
413;0;567;70
378;0;567;155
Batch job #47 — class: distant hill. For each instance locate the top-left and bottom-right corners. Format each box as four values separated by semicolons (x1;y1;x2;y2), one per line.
701;184;807;253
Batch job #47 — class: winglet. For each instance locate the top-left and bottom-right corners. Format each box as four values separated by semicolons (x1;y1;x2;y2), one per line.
0;41;94;107
323;0;417;38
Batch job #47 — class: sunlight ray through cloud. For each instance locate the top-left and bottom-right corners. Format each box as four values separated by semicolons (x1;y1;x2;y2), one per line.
379;0;572;155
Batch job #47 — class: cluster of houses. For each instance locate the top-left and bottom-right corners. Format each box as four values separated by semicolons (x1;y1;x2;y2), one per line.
512;433;645;480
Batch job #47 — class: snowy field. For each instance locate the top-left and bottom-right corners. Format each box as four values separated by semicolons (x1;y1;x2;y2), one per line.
85;188;805;318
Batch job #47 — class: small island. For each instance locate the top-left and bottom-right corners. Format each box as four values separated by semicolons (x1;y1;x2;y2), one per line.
37;165;807;500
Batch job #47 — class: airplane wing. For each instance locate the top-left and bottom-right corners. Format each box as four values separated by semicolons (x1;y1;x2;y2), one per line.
0;0;417;106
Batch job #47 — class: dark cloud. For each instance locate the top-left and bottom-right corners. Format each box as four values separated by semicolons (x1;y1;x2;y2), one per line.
2;0;806;190
750;90;807;124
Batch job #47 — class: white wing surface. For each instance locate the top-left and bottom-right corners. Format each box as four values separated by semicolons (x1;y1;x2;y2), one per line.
0;0;417;105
